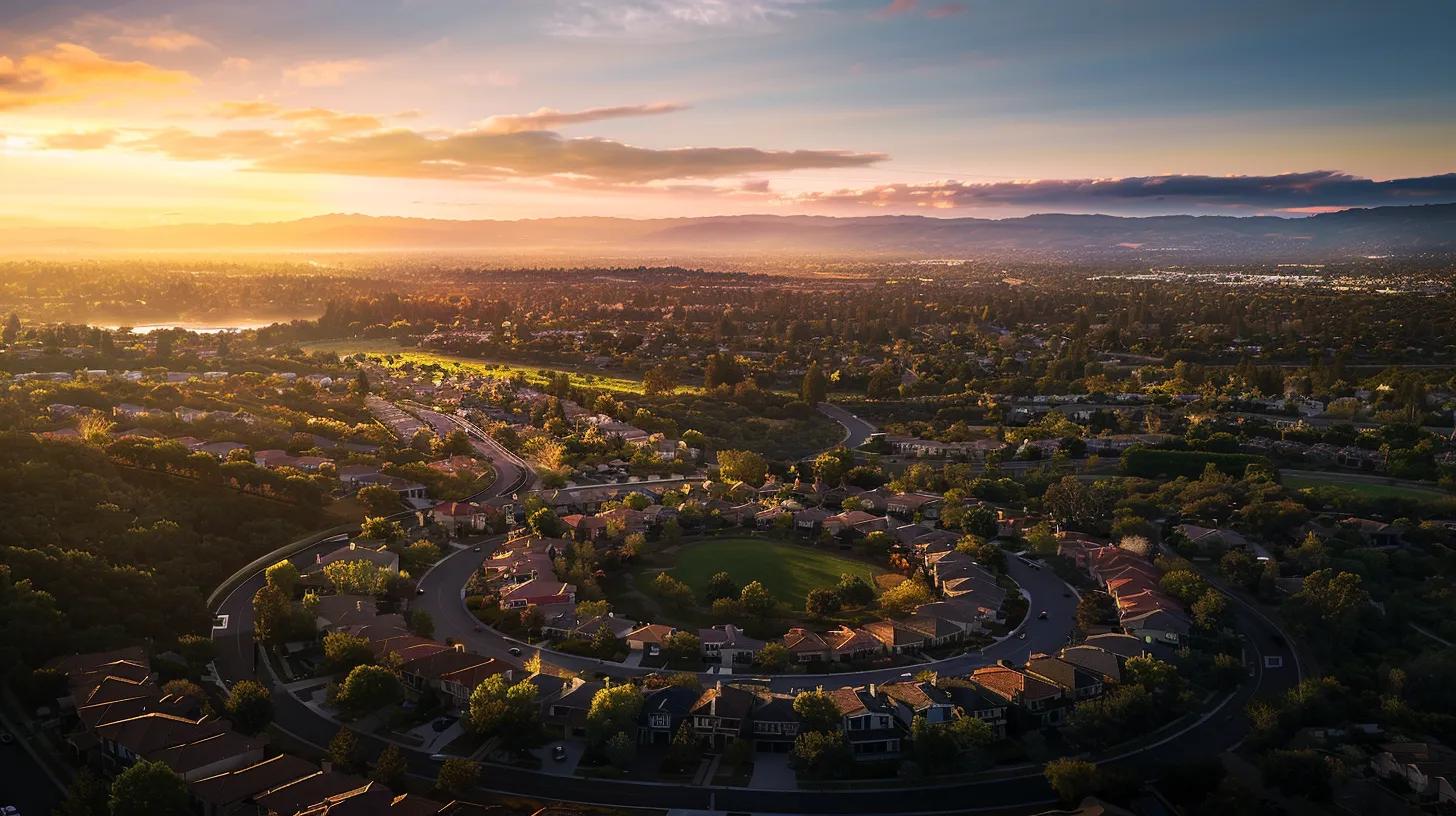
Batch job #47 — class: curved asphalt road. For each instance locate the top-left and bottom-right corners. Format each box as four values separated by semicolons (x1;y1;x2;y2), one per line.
216;528;1297;814
817;402;877;451
416;544;1080;693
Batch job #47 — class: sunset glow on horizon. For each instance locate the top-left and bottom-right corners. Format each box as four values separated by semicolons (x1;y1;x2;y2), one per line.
3;0;1455;228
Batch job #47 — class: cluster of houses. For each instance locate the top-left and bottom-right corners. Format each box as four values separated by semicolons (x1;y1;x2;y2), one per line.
44;646;492;816
312;593;516;712
1056;534;1190;646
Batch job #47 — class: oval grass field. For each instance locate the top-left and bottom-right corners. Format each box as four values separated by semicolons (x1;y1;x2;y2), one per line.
663;536;882;612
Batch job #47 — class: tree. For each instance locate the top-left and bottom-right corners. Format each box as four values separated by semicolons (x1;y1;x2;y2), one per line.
879;579;934;617
359;516;406;542
812;448;854;486
56;769;108;816
1261;749;1333;801
252;583;292;645
587;682;644;745
435;758;480;796
1288;569;1369;638
606;730;637;769
264;559;300;596
335;664;403;715
1;312;19;345
667;720;700;772
792;731;852;779
643;365;677;396
409;609;435;638
835;573;876;607
705;571;738;603
323;559;388;596
962;506;999;540
738;580;776;618
664;631;702;665
716;449;767;485
1075;592;1117;633
357;484;403;515
1117;535;1152;558
652;572;694;608
754;642;790;672
323;631;374;673
805;587;842;619
956;534;1005;572
793;689;843;733
1043;757;1100;805
527;506;562;538
1192;589;1227;630
1159;570;1209;605
467;674;540;749
403;540;443;572
225;680;273;734
174;631;217;669
1042;476;1110;526
109;759;190;816
1024;521;1058;557
328;726;360;770
372;743;407;787
802;360;828;405
1124;655;1185;703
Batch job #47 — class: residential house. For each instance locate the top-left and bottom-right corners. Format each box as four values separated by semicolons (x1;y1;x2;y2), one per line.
827;687;902;758
691;682;756;748
781;628;831;663
748;692;801;753
971;664;1068;727
699;624;764;666
638;685;700;745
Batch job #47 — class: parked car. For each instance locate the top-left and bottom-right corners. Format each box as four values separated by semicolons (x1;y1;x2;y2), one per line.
552;745;568;762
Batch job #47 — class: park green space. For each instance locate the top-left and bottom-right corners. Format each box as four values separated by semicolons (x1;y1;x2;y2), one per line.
300;337;656;394
652;536;882;611
1281;471;1447;501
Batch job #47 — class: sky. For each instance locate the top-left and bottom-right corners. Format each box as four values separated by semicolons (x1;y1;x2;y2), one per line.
2;0;1455;227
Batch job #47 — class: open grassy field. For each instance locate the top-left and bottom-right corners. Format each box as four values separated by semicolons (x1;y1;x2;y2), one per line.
653;536;882;612
300;337;656;393
1282;471;1448;501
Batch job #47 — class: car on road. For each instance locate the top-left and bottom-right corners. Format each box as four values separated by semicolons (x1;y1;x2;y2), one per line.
472;546;481;552
1062;591;1072;598
0;731;12;745
1038;611;1048;620
2;805;21;816
429;753;451;762
508;646;522;657
552;745;568;762
1017;631;1027;639
416;588;425;595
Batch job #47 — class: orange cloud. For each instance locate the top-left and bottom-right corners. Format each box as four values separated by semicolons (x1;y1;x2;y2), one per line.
0;43;195;110
477;102;686;134
133;122;884;183
214;101;385;134
284;59;370;87
42;129;119;149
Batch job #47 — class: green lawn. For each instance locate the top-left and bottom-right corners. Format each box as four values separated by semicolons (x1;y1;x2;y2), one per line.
1282;472;1447;501
655;536;881;612
300;337;664;394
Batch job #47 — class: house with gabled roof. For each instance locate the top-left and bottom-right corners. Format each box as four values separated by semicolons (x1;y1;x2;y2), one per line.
971;663;1069;727
691;681;756;747
782;627;831;663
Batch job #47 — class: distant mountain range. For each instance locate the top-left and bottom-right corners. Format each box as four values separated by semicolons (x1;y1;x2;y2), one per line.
7;203;1456;260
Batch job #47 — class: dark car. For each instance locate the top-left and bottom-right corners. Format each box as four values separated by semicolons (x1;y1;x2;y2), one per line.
552;745;568;762
472;546;481;552
508;646;522;657
1038;611;1048;620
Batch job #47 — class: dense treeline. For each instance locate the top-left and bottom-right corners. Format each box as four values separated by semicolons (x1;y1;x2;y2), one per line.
0;432;322;671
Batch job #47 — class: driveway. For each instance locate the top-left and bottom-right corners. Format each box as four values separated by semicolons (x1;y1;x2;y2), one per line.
532;740;583;776
749;753;798;790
